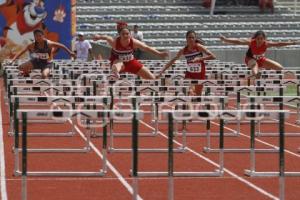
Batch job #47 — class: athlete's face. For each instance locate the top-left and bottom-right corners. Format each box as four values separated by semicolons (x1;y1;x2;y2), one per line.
34;32;44;43
186;33;196;46
120;29;131;40
255;35;265;45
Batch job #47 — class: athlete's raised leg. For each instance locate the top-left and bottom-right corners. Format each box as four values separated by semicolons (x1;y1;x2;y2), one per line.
136;66;155;79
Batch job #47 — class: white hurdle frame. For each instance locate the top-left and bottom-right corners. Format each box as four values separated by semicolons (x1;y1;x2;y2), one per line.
15;109;143;177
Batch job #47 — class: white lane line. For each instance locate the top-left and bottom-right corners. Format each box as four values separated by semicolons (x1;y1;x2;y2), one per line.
0;90;8;200
45;93;143;200
140;120;279;200
72;125;143;200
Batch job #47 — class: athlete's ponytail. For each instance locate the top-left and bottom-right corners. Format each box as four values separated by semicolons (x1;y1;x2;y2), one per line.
195;39;205;45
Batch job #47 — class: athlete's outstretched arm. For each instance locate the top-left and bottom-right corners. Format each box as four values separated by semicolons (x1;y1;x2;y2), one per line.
267;40;300;47
157;49;183;78
93;34;114;47
220;35;250;45
192;44;216;62
133;39;169;58
50;41;76;58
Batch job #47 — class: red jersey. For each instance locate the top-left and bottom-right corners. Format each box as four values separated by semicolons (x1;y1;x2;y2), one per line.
183;45;205;74
110;37;134;62
246;39;267;60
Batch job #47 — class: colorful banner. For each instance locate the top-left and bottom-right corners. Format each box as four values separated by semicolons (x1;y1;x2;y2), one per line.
0;0;73;60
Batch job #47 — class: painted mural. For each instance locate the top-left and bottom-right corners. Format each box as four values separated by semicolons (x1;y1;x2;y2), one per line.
0;0;72;61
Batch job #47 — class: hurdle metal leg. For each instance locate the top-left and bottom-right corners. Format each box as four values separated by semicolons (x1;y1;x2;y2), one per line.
245;112;300;177
132;111;139;200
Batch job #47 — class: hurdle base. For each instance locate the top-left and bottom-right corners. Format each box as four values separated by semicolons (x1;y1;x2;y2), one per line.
226;120;277;124
244;170;300;177
26;120;67;124
15;170;105;177
8;131;75;137
203;147;279;153
175;131;238;137
16;147;90;153
151;119;208;124
107;132;157;137
134;170;223;177
91;132;157;137
256;132;300;137
108;147;186;153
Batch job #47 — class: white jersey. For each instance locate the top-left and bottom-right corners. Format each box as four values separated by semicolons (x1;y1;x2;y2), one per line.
131;31;143;41
74;40;92;61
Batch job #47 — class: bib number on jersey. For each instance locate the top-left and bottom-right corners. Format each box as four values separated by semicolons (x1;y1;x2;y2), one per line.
119;54;134;62
187;64;202;73
31;53;49;60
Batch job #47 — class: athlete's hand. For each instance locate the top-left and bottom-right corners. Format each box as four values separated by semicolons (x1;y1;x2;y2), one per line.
191;57;202;63
156;72;163;79
70;52;76;59
7;59;15;65
219;35;226;42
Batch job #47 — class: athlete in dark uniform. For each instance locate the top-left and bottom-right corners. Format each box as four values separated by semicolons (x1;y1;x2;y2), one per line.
11;29;75;78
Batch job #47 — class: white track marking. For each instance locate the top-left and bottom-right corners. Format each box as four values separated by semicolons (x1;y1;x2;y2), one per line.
0;90;8;200
46;93;143;200
140;120;279;200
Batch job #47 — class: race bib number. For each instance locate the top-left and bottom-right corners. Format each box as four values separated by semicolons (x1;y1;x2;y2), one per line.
31;53;49;60
187;64;202;73
119;54;133;62
253;54;264;60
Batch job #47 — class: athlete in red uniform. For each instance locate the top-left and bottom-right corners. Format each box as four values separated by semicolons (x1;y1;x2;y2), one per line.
93;27;168;79
220;30;300;78
157;30;216;95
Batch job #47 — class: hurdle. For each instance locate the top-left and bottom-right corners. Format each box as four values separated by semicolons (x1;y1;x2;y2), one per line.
246;96;300;136
242;110;297;200
132;109;289;200
16;109;142;177
148;95;237;139
108;89;193;153
108;84;190;123
204;85;285;128
8;85;99;135
244;107;300;177
203;86;285;153
138;95;229;149
132;109;231;178
11;95;110;153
